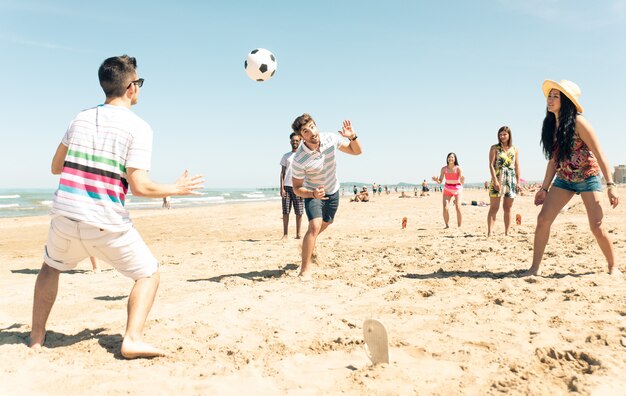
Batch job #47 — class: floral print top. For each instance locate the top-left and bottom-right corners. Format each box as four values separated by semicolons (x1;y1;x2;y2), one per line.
554;135;600;182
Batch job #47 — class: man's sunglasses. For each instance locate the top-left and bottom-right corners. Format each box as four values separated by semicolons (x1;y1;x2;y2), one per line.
127;78;144;89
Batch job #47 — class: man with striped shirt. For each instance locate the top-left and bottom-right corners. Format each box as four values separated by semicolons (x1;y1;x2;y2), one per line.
30;55;204;359
291;113;362;280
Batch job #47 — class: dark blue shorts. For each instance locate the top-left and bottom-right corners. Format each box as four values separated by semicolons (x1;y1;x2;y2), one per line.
552;175;602;194
304;191;339;222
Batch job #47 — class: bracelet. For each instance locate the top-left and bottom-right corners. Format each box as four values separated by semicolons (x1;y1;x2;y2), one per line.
349;135;358;141
541;188;549;193
606;182;615;186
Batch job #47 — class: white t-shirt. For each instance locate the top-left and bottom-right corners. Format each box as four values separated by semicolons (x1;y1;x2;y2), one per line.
51;104;153;231
280;151;297;187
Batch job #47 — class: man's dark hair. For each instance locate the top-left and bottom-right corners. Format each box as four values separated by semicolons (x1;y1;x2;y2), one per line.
291;113;315;135
98;55;137;98
289;132;298;140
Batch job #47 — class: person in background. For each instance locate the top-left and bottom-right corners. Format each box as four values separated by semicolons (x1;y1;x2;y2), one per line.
279;132;304;240
432;153;464;228
487;126;520;236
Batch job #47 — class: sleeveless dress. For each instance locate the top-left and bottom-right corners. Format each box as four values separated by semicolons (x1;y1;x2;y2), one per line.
489;145;517;198
443;167;462;197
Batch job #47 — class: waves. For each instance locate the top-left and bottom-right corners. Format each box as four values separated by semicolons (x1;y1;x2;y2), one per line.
0;188;281;219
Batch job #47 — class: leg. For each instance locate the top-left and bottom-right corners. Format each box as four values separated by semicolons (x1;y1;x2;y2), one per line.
90;256;99;272
502;197;514;236
120;271;164;359
580;192;618;274
524;188;574;276
300;218;324;279
295;214;303;239
454;195;462;227
487;197;501;236
30;263;61;348
282;214;289;240
442;195;451;228
281;195;290;240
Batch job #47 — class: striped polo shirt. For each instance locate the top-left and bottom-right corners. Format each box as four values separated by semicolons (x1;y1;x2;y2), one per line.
51;104;152;231
291;133;343;195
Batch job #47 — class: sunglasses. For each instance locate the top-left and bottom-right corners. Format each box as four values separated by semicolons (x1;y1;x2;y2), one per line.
127;78;144;89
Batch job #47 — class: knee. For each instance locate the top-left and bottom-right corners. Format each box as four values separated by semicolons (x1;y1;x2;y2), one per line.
536;212;553;228
588;219;605;237
307;223;322;236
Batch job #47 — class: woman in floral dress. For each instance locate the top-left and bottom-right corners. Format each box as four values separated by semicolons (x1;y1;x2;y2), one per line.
487;126;520;236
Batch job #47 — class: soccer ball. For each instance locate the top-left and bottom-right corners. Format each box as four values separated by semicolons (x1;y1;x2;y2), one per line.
244;48;277;82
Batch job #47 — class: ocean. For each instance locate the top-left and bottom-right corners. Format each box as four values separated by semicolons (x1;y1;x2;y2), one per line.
0;188;282;219
0;183;490;219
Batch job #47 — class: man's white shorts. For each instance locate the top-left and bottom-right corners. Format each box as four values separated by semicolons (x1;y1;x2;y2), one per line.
43;216;158;280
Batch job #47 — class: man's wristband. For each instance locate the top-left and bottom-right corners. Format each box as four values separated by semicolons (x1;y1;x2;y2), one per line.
541;187;549;193
349;135;358;141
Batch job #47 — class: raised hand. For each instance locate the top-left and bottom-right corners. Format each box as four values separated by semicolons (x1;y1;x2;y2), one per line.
338;120;356;140
175;170;205;196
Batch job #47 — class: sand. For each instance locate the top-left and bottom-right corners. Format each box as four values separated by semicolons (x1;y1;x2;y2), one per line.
1;188;625;395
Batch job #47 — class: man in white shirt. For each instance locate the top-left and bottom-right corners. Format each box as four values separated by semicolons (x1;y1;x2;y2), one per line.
30;55;204;359
279;132;304;240
291;113;362;280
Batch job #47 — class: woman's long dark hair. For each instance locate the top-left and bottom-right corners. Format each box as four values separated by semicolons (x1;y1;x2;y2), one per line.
446;152;459;166
540;91;578;163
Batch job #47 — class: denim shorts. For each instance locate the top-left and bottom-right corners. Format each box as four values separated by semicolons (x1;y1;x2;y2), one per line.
304;191;339;222
552;175;602;194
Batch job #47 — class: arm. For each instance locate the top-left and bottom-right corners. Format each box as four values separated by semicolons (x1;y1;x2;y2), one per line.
280;166;287;197
514;147;521;192
534;159;556;206
432;167;445;184
292;177;326;199
488;146;500;190
576;115;619;207
457;166;464;185
337;120;362;155
51;143;68;175
126;168;204;198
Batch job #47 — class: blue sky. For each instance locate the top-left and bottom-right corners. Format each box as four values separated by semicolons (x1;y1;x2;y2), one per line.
1;0;625;189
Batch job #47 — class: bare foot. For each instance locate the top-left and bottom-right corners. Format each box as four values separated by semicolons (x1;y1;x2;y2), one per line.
29;331;46;350
521;268;540;277
281;235;288;241
121;339;166;359
608;266;622;277
444;225;449;229
295;235;302;240
298;272;313;282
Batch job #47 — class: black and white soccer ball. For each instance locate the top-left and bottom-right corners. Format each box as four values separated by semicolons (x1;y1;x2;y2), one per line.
244;48;277;82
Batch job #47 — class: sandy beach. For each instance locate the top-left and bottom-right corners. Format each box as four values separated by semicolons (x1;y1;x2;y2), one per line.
1;188;625;395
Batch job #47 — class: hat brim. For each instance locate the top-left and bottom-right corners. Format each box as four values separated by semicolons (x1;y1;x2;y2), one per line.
542;80;583;113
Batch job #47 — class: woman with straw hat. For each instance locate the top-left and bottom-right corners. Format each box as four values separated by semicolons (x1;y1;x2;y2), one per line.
524;80;620;276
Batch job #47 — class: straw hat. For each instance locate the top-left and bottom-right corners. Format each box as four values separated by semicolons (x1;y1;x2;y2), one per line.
542;79;583;113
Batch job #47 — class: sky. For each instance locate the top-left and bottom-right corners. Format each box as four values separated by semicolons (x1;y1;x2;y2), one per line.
1;0;626;189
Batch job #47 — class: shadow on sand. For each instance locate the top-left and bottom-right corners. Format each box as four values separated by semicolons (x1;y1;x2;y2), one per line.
188;263;299;283
0;325;129;359
403;269;596;280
